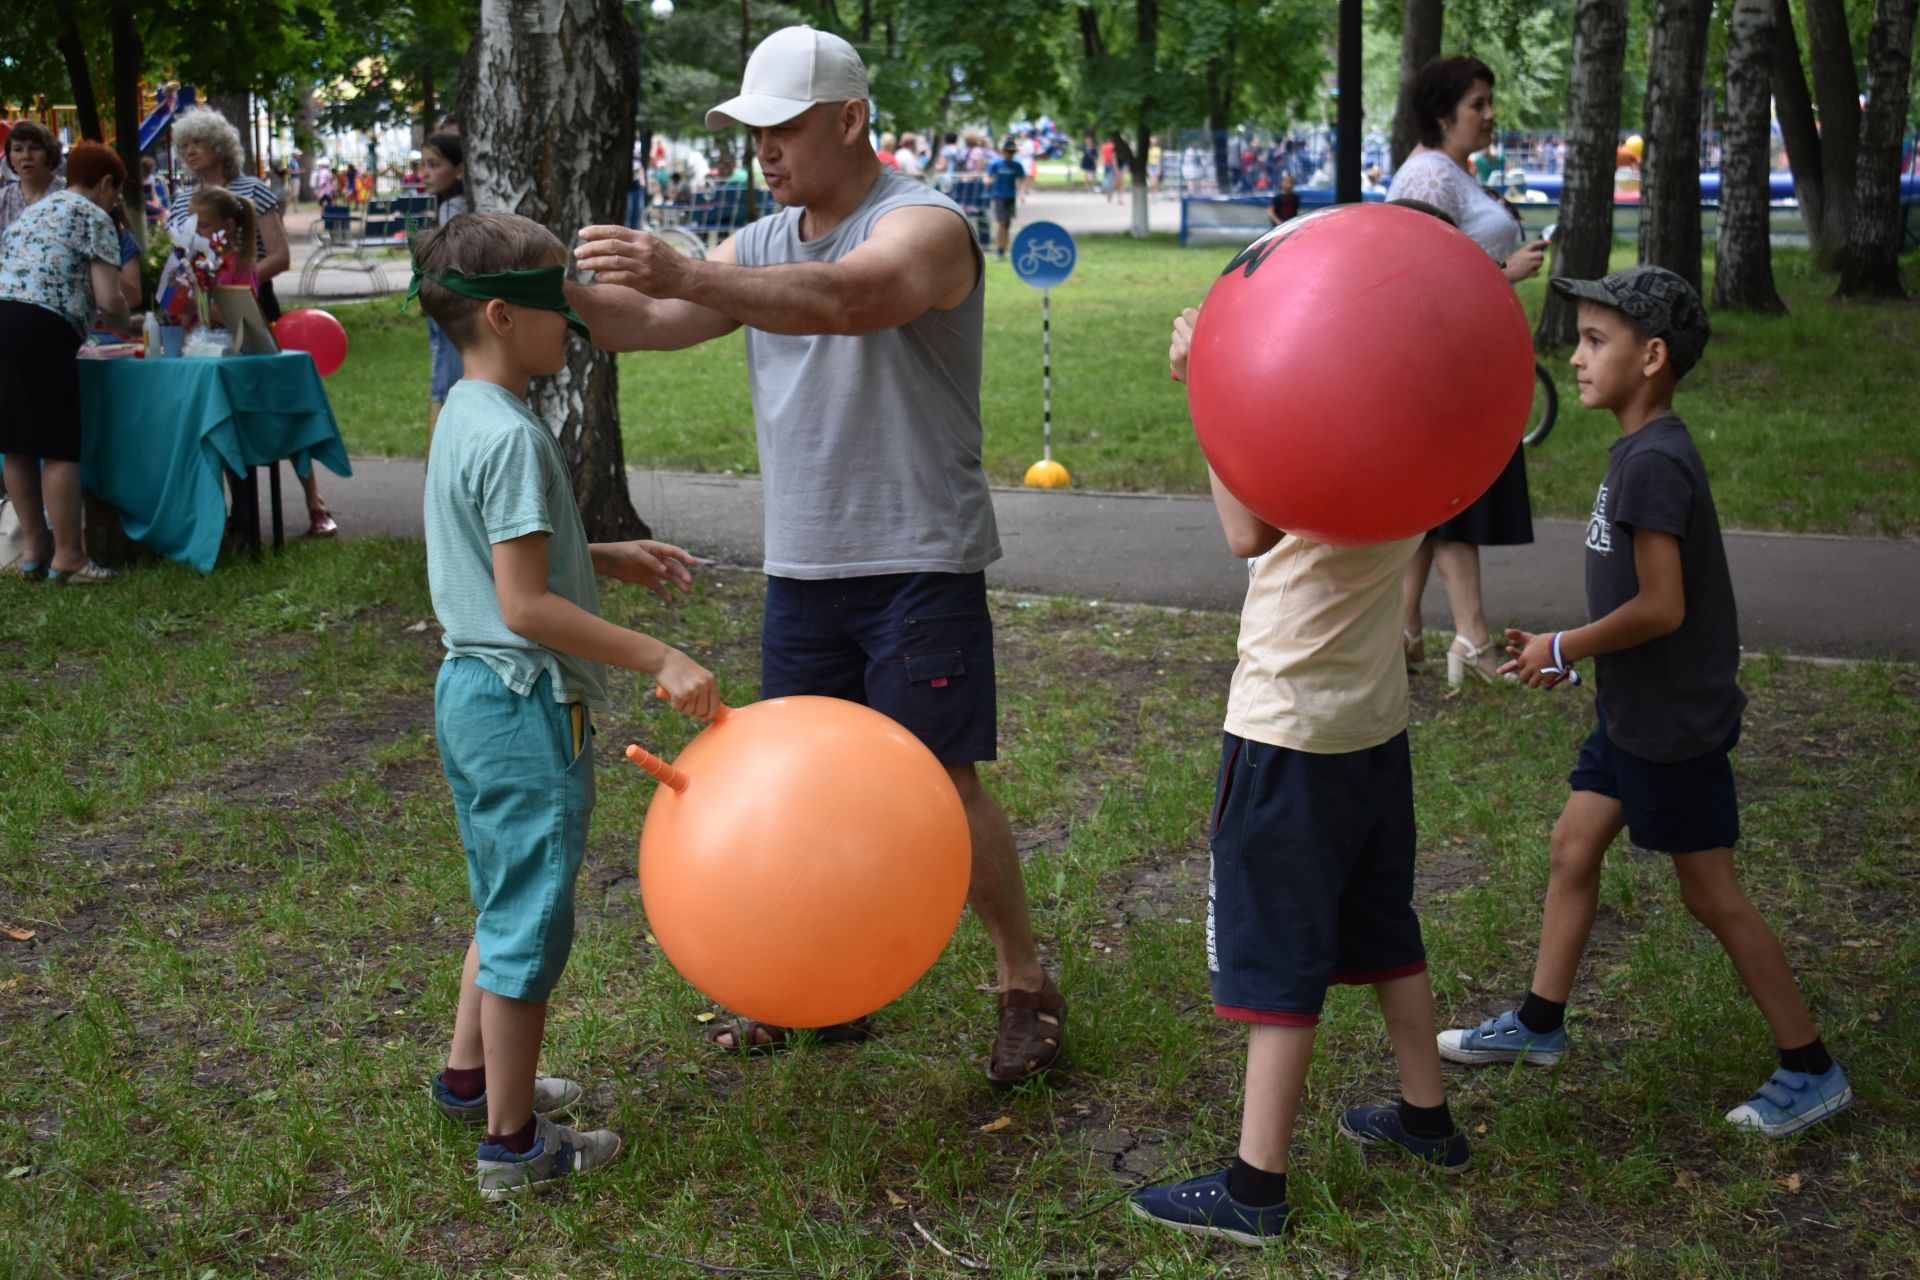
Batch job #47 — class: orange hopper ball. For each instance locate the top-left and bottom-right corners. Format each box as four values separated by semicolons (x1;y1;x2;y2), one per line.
626;696;971;1029
1185;202;1533;545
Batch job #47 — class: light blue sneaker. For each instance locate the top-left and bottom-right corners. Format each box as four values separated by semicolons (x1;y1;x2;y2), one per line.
1724;1063;1852;1136
1436;1008;1569;1066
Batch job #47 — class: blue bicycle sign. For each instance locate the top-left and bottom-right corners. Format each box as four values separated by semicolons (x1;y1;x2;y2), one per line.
1011;222;1077;290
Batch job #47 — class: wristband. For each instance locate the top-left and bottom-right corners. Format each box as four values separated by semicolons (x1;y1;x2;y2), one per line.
1544;631;1582;687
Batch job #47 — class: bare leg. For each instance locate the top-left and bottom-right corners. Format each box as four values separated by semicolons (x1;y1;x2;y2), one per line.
299;467;326;516
4;455;52;566
1238;1024;1316;1173
1375;971;1446;1108
1402;537;1436;640
951;763;1047;993
447;937;485;1071
1672;851;1818;1048
1530;790;1626;1003
41;460;87;573
1431;540;1501;679
480;992;547;1136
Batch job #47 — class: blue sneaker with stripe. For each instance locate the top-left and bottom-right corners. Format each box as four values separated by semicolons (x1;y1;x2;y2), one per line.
1724;1063;1852;1137
476;1114;624;1199
1127;1168;1290;1246
1436;1007;1569;1066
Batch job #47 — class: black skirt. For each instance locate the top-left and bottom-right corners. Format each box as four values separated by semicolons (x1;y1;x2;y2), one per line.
0;299;85;462
1431;443;1533;546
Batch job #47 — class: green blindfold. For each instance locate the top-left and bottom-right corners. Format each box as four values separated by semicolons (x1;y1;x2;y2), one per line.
405;263;592;343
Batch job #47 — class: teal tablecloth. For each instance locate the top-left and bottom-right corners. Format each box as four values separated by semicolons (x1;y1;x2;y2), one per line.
76;352;352;572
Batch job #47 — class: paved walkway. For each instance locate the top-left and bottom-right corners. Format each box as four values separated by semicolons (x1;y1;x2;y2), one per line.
315;458;1919;661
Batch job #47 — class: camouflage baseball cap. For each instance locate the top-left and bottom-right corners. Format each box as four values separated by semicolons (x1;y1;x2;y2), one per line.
1550;265;1711;379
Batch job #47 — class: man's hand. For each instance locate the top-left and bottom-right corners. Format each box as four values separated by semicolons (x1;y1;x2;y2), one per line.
1169;306;1199;383
1500;627;1566;688
573;225;696;298
594;539;697;602
655;647;719;720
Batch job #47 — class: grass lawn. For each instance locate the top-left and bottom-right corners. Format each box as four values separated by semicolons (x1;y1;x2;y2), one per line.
323;239;1919;536
4;542;1917;1276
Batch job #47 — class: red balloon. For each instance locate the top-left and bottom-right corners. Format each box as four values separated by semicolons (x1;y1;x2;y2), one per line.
1186;203;1533;545
273;307;349;377
626;697;971;1029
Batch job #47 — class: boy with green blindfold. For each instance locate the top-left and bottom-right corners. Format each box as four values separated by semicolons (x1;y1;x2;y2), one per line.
412;210;721;1199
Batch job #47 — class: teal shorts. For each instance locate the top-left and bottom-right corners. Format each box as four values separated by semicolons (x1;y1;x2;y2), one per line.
435;657;595;1001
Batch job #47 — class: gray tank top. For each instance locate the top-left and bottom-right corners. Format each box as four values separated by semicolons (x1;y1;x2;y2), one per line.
734;168;1001;579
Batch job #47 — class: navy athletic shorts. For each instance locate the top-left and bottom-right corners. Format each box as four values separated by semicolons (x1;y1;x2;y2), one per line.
760;571;997;765
1569;704;1741;854
1206;730;1426;1026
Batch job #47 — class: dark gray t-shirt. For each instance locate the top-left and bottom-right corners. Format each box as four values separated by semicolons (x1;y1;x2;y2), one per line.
1584;415;1746;762
733;167;1000;579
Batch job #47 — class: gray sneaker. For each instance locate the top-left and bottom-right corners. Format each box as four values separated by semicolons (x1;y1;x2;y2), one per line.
476;1114;624;1200
431;1071;584;1125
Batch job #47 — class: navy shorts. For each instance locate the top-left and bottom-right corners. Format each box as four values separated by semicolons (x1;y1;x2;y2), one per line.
1207;731;1426;1026
1570;705;1741;854
761;572;997;765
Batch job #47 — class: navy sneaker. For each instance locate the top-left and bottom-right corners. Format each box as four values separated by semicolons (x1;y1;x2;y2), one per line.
1127;1167;1290;1247
431;1071;583;1125
1436;1007;1569;1066
1725;1063;1853;1136
1338;1104;1470;1172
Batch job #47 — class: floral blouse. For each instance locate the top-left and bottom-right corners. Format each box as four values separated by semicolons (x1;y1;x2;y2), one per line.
0;190;118;335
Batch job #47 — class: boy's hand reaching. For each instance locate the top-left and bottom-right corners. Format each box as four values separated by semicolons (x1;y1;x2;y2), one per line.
1500;628;1577;688
596;539;697;602
655;648;719;721
1168;306;1199;383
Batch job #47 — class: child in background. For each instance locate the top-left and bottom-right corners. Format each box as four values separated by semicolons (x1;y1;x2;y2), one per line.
187;186;260;291
986;138;1025;260
420;131;470;446
411;210;719;1198
1438;266;1851;1137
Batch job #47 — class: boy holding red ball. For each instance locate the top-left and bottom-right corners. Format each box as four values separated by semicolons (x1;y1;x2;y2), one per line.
1129;303;1469;1246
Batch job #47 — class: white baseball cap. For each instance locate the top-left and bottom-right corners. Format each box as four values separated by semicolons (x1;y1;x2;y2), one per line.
705;26;869;130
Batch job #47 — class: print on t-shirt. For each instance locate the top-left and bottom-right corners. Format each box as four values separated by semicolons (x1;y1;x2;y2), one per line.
1586;483;1612;555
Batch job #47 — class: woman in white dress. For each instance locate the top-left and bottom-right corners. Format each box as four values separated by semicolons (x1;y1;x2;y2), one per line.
1387;55;1549;686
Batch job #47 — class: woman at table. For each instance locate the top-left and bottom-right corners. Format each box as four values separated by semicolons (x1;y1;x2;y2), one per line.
165;108;338;538
0;122;65;238
0;142;133;583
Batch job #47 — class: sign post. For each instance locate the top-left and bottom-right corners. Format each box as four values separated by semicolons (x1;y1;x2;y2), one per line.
1010;221;1077;488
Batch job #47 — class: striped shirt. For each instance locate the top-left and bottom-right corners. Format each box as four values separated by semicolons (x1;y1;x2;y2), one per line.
167;173;279;261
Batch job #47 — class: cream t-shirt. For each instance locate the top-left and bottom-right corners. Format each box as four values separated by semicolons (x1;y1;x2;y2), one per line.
1224;535;1424;754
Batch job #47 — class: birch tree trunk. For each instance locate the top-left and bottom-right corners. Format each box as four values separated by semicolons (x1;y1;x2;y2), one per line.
1637;0;1713;293
1835;0;1919;297
1768;0;1825;247
1802;0;1862;262
1713;0;1785;313
1390;0;1444;170
1535;0;1628;350
1129;0;1158;239
464;0;649;540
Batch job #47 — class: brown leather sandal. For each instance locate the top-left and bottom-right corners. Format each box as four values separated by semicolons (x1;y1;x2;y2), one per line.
986;979;1066;1084
702;1015;875;1055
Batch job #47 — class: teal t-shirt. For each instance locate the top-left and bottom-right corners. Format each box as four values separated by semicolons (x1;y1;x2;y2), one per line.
424;379;610;710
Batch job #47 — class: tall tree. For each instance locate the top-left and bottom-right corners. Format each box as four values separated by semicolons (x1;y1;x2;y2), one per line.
1800;0;1862;259
1713;0;1785;312
1535;0;1628;348
109;0;145;242
1391;0;1443;169
1768;0;1827;246
464;0;650;539
1637;0;1713;292
1835;0;1920;297
55;15;106;141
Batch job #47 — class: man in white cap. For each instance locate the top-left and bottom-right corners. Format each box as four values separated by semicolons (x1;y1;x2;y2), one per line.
571;26;1064;1084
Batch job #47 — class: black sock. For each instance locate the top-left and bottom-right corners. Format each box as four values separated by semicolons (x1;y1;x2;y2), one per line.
1517;991;1567;1035
1226;1156;1289;1207
484;1115;539;1155
440;1065;486;1100
1779;1037;1834;1076
1397;1098;1455;1140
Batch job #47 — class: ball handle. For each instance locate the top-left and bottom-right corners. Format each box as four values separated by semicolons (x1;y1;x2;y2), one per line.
654;684;732;724
624;743;690;793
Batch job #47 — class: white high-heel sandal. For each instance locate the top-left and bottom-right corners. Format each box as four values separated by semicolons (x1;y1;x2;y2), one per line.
1447;634;1508;688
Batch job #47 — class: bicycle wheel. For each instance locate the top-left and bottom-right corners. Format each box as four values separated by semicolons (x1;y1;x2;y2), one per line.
652;226;708;260
1522;361;1558;446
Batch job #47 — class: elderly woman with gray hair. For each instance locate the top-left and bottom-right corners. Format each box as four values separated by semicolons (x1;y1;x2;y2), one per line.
163;107;338;537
